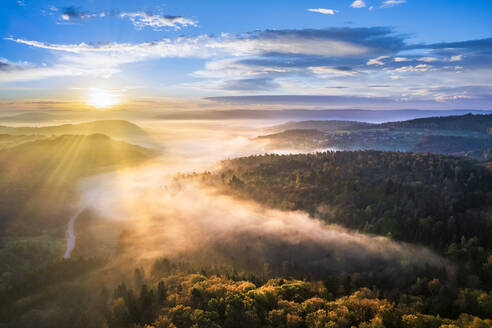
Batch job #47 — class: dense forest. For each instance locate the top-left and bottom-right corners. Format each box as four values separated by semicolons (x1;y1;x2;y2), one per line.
188;151;492;322
3;257;492;328
413;136;492;158
212;151;492;260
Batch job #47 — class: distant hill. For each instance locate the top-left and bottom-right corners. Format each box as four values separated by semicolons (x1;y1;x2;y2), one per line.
258;129;326;140
266;120;375;133
0;112;56;123
260;113;492;157
0;133;156;186
379;113;492;133
413;135;492;160
0;134;39;149
0;120;147;139
258;129;328;150
156;109;492;123
267;114;492;134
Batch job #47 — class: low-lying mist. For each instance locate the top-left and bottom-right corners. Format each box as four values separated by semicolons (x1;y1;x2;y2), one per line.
74;120;450;283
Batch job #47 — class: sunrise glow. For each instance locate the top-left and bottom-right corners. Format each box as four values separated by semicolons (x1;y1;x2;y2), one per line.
87;89;118;108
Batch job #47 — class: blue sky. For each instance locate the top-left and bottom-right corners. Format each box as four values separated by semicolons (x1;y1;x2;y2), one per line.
1;0;492;110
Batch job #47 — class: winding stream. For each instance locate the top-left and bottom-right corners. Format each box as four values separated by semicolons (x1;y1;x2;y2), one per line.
63;207;85;259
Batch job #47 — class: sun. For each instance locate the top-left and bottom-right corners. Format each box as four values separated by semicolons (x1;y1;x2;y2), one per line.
87;89;119;108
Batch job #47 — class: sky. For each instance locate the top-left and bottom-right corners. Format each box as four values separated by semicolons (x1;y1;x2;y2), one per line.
1;0;492;111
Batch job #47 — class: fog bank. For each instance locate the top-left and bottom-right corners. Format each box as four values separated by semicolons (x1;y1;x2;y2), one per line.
74;120;449;279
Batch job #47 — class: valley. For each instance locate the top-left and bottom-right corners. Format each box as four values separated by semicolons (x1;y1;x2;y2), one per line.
1;114;492;327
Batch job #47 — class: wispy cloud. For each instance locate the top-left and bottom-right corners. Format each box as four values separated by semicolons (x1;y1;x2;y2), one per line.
57;6;102;23
309;66;357;76
394;57;410;62
411;38;492;51
0;58;30;72
381;0;407;8
50;6;197;30
221;77;280;91
350;0;366;8
119;12;198;30
8;27;395;58
450;54;463;62
367;56;390;65
418;57;438;62
307;8;337;15
392;64;432;72
0;58;98;83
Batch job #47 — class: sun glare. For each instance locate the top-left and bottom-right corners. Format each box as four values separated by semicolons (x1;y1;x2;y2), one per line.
87;89;119;108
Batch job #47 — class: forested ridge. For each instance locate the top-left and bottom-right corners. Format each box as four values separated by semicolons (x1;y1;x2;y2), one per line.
267;114;492;135
213;151;492;251
260;114;492;160
379;114;492;133
183;151;492;323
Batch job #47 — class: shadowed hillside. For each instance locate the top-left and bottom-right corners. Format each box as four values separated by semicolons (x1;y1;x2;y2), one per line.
0;133;156;187
0;132;157;233
0;134;157;282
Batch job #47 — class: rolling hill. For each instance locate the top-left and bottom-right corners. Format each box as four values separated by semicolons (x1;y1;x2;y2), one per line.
0;133;157;233
0;133;156;186
155;109;492;122
265;120;375;133
379;113;492;133
261;113;492;157
0;112;56;123
0;120;148;139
